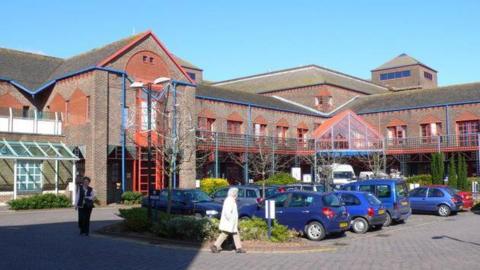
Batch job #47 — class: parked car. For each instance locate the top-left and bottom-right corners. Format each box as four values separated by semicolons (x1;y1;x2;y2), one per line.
359;171;374;180
285;183;326;192
329;163;357;186
335;191;387;233
428;185;473;209
341;179;411;226
143;189;222;218
239;191;350;241
212;186;262;207
408;186;463;216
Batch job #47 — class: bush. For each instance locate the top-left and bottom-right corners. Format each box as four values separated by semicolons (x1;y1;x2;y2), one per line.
8;194;71;210
118;208;151;232
239;217;297;242
430;153;445;184
200;178;229;195
448;156;457;189
256;172;299;186
151;212;219;242
406;174;432;186
121;191;143;205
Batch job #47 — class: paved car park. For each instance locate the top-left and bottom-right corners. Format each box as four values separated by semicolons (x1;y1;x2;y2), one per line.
0;207;478;270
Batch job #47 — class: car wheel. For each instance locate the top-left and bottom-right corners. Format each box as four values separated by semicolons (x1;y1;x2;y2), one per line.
305;221;326;241
438;204;451;217
352;217;369;234
383;212;392;227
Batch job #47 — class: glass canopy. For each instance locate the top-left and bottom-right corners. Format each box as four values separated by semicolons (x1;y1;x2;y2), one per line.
0;140;79;160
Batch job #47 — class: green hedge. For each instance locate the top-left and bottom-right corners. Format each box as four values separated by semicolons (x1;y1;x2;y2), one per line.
406;174;432;186
120;208;297;242
118;208;152;232
200;178;229;195
121;191;143;205
256;172;299;186
8;194;71;210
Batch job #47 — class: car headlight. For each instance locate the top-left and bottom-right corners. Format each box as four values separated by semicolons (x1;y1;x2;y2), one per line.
206;210;219;216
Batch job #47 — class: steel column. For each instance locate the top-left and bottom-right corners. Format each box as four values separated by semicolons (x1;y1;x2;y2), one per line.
121;73;126;193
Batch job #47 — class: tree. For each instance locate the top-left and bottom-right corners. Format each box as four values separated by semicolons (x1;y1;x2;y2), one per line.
430;153;445;184
457;155;468;191
447;155;457;189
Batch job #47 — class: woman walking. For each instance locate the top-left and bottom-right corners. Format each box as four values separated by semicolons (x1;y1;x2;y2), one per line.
76;176;96;236
211;187;246;253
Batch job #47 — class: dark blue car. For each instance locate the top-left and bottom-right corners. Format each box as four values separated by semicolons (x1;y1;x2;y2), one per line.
409;186;463;216
335;191;387;233
143;189;223;218
341;179;411;226
239;191;350;241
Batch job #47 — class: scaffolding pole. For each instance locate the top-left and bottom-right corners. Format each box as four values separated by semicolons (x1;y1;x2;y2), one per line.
215;132;219;178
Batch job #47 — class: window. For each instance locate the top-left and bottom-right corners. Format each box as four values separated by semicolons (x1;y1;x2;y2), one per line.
297;128;308;143
380;70;411;80
273;193;289;208
143;55;148;62
187;72;196;81
198;117;215;131
359;185;375;194
376;185;391;198
409;188;427;198
288;194;314;207
315;96;333;107
276;126;288;139
246;189;258;198
395;183;408;199
238;188;245;198
254;123;267;136
340;193;361;206
149;57;154;63
424;71;433;80
227;120;242;134
428;188;444;198
457;120;480;146
387;125;406;145
16;160;42;192
22;106;30;118
322;193;342;207
421;123;442;143
365;193;382;205
214;188;228;198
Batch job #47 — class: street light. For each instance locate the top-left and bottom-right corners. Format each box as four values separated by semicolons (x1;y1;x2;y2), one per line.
130;77;170;221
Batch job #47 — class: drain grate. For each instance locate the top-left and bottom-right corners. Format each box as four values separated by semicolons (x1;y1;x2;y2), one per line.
333;242;348;246
376;234;390;238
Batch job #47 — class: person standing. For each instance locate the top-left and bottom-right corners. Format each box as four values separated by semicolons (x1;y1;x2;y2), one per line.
76;176;96;236
210;187;246;253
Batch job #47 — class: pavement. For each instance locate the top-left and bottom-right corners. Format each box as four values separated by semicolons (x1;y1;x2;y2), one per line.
0;207;479;270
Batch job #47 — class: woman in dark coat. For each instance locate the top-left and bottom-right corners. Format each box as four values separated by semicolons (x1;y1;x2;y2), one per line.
75;176;96;236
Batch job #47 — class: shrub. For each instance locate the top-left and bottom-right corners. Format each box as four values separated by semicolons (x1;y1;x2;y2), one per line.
118;208;151;232
8;194;71;210
239;217;297;242
200;178;229;195
448;156;457;189
430;153;445;184
457;155;468;191
151;213;219;242
121;191;143;205
256;172;299;186
405;174;432;186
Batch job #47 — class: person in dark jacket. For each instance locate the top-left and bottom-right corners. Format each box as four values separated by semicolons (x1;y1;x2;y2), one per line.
75;177;96;236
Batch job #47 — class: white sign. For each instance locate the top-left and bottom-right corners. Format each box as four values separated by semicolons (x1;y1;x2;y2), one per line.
195;180;200;188
291;167;301;181
302;174;312;183
265;200;275;219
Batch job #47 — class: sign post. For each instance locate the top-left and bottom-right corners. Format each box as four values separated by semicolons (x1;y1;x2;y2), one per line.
265;200;275;240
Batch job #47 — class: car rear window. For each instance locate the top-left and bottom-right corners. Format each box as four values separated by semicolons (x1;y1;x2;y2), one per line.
376;185;391;198
395;183;408;199
359;185;375;194
322;193;342;207
365;193;382;205
246;189;258;198
302;186;314;191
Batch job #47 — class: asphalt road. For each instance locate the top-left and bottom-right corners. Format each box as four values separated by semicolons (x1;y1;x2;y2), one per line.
0;207;479;270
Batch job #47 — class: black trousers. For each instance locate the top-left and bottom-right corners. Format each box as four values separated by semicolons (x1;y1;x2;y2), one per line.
78;207;93;234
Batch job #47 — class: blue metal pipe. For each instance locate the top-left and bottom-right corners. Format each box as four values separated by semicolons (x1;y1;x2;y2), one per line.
121;73;127;193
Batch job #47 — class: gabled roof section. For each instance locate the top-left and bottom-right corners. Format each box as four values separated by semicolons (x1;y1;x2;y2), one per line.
196;84;326;117
347;82;480;114
172;54;202;71
0;48;63;89
212;65;388;95
372;53;437;72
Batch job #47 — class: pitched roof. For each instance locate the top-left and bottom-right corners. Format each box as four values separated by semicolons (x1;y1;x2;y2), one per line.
0;48;63;89
212;65;389;95
195;84;324;116
347;82;480;114
172;54;202;71
0;31;199;91
372;53;436;72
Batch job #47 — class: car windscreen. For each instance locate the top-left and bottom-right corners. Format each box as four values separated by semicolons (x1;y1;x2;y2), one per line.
365;193;382;205
334;171;353;179
395;183;408;199
322;193;342;207
184;190;213;202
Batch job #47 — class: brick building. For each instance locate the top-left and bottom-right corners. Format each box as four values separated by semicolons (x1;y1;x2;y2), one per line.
1;31;479;204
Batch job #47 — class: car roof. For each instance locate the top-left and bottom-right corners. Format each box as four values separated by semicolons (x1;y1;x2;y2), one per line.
345;179;405;185
335;190;369;196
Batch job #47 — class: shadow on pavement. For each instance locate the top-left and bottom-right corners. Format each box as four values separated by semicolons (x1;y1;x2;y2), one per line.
432;235;480;247
0;220;203;270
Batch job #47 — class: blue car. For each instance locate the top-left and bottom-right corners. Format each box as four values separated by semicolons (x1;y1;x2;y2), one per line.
409;186;463;217
143;189;222;218
239;191;350;241
335;191;387;233
341;179;411;226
